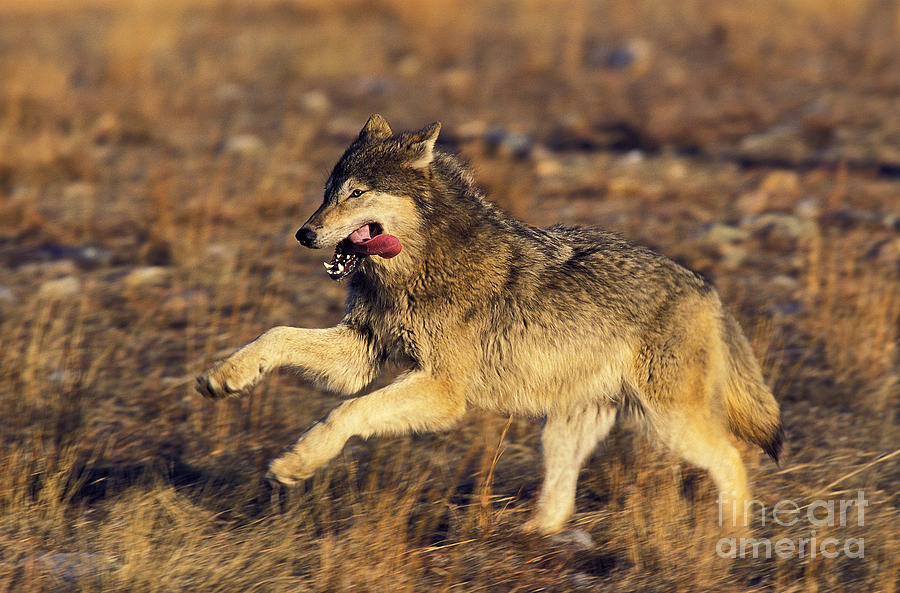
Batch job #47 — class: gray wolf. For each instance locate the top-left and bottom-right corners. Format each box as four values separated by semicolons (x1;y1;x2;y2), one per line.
197;114;783;534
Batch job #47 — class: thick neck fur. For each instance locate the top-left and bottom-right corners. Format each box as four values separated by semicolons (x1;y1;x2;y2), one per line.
353;150;533;303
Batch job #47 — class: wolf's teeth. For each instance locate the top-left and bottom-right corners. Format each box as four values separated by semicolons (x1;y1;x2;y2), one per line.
324;262;332;269
336;263;344;274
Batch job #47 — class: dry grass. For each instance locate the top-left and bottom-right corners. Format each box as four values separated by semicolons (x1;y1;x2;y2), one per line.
1;0;898;591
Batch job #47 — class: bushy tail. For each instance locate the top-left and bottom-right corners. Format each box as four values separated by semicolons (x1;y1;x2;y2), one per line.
721;313;784;463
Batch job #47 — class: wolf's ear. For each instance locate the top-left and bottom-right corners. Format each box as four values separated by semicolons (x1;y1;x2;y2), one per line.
359;114;393;142
406;122;441;170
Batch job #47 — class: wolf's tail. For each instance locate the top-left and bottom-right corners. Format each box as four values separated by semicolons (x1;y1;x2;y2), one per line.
721;313;784;463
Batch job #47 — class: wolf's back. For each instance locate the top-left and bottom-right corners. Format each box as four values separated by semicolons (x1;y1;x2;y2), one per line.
721;312;784;462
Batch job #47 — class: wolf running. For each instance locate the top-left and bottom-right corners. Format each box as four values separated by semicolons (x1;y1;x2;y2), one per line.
197;114;782;534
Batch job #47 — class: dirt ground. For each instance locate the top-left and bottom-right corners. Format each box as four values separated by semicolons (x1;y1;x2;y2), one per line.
0;1;898;591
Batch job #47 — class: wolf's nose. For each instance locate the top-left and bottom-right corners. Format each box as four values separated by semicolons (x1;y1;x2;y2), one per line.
296;226;318;248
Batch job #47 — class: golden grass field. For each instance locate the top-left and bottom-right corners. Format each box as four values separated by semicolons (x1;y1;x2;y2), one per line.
0;0;898;590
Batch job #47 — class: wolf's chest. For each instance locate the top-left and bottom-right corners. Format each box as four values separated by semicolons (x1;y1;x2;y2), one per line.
360;295;432;366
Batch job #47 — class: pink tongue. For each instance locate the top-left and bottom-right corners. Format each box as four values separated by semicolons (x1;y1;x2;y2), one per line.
348;225;402;258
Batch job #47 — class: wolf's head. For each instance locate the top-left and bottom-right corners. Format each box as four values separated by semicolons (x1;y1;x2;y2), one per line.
297;114;440;280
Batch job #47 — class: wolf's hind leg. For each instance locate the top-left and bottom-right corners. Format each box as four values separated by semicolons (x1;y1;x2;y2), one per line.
197;324;378;399
267;371;465;485
524;404;617;534
656;410;751;530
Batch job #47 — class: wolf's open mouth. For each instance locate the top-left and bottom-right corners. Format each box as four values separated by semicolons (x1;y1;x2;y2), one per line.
324;223;402;280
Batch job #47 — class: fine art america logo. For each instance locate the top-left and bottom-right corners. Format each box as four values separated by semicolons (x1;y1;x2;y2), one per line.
716;491;867;559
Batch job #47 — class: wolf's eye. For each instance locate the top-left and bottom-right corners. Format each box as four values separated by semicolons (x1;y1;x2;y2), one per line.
348;189;366;198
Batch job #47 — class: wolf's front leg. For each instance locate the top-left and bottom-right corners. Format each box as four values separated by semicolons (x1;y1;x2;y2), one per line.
267;371;465;485
523;404;617;535
196;325;378;399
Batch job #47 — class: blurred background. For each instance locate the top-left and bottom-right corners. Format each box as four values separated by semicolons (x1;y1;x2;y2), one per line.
0;1;898;591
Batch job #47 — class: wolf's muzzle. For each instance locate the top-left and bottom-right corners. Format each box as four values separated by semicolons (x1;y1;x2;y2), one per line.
296;226;318;248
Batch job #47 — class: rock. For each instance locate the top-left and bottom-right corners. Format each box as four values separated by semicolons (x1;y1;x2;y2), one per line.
76;245;114;269
737;125;814;165
605;46;634;69
38;276;81;300
485;127;533;158
569;571;598;589
883;214;899;231
122;266;171;288
394;53;421;77
718;243;749;270
204;243;237;263
63;182;95;202
664;160;688;182
223;134;264;157
440;67;475;99
503;133;534;157
532;146;562;177
794;198;822;220
20;259;78;277
546;113;597;151
770;274;800;292
162;289;208;315
619;149;645;166
349;77;392;97
13;244;112;270
694;223;751;269
28;552;118;581
91;112;120;143
0;285;15;306
736;171;801;217
734;190;769;217
606;175;642;196
91;111;152;144
742;213;818;250
590;38;653;75
455;119;488;141
697;222;751;244
550;528;595;550
47;368;73;385
326;116;367;139
821;208;884;229
759;170;800;195
215;82;244;103
300;89;330;113
767;301;803;316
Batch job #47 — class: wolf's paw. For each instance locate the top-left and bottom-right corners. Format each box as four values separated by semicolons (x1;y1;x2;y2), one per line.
549;528;595;550
195;356;261;399
518;521;595;550
265;453;316;486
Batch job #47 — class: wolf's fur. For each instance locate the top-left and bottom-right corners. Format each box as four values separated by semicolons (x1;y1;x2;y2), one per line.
197;114;783;533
